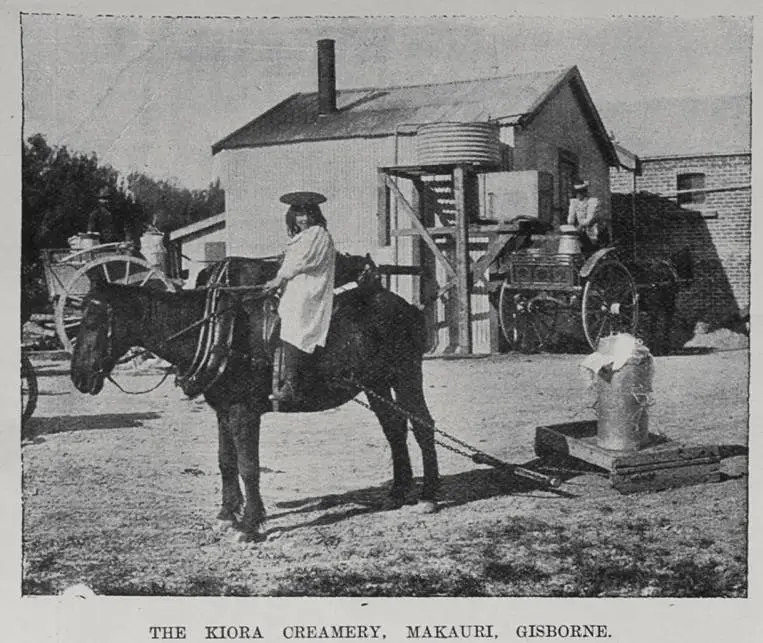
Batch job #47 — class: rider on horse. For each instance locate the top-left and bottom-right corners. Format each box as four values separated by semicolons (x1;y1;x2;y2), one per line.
264;191;336;405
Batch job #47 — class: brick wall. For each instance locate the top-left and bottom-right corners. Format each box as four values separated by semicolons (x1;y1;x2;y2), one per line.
610;153;751;331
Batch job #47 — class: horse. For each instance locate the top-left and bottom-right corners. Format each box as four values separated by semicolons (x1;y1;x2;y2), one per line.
70;255;440;542
632;247;694;355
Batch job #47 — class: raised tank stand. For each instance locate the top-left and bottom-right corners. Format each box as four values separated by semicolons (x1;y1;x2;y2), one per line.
534;421;721;494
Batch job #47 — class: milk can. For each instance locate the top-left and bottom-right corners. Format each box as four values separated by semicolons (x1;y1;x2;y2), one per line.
140;230;167;272
558;224;581;255
581;334;653;451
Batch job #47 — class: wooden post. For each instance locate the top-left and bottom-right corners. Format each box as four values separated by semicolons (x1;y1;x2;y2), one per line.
452;166;472;354
410;186;421;307
414;180;439;352
377;169;390;247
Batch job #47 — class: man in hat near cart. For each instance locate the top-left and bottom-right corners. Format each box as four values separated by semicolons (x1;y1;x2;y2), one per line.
87;186;120;244
567;180;609;253
264;191;336;405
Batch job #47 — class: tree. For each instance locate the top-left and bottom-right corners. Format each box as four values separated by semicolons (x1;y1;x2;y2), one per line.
21;133;225;315
126;173;224;232
21;134;148;312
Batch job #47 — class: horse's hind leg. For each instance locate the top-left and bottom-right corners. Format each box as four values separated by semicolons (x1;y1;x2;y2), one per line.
214;405;243;525
394;371;439;512
366;385;415;509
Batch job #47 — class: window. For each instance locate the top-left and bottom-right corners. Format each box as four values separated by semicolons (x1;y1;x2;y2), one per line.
677;172;706;207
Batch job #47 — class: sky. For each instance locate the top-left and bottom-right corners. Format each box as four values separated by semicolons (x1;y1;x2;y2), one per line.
19;12;754;190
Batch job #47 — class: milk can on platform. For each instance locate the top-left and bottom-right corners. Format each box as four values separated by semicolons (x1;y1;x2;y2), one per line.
581;334;654;451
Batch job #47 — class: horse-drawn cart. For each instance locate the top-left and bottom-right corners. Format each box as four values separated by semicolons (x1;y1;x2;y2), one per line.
40;237;176;352
493;225;691;353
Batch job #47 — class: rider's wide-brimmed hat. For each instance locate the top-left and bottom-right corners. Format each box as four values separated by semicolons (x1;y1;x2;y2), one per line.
573;181;589;191
279;191;327;207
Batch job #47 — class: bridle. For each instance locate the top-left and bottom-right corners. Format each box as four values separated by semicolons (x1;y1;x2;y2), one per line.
81;286;274;395
82;297;117;378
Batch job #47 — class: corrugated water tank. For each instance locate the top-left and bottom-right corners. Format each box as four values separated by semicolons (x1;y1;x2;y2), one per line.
416;122;501;166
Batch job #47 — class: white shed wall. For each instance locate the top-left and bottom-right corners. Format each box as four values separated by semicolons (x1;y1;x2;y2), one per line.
218;134;419;299
177;224;227;288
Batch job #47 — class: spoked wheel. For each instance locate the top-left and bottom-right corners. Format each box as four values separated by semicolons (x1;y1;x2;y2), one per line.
581;260;639;350
55;255;176;354
21;353;38;437
499;283;560;353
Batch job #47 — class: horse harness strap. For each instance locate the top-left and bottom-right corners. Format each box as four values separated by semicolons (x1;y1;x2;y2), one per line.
175;260;240;398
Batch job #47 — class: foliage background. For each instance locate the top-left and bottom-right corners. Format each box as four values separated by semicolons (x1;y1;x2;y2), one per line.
21;134;224;317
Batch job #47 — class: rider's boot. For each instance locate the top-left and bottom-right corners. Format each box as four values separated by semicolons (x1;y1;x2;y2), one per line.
270;342;307;405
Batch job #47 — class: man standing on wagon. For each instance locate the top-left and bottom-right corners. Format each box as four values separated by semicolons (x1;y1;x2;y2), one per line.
87;186;121;244
264;191;336;405
567;180;609;253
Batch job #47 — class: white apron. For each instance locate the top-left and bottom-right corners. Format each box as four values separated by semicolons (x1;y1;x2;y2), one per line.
276;225;336;353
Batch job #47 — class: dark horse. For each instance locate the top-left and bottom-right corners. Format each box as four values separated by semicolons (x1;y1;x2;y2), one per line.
70;256;439;542
632;247;694;355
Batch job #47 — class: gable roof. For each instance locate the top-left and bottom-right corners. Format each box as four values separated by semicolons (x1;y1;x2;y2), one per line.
598;94;751;159
212;66;618;166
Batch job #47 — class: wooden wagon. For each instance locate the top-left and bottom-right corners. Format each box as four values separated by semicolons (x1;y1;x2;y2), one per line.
40;236;177;352
377;163;691;355
494;230;690;353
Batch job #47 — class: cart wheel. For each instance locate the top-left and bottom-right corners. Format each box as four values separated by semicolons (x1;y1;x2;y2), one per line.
22;353;38;435
581;260;639;350
499;283;559;353
55;255;176;353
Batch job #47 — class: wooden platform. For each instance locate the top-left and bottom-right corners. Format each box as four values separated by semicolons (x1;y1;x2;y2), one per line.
535;421;721;494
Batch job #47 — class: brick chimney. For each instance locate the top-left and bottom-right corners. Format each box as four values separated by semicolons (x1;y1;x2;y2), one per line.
317;39;337;115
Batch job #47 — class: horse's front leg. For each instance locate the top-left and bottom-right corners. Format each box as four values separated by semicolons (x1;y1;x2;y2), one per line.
229;402;266;542
367;385;415;509
213;404;243;526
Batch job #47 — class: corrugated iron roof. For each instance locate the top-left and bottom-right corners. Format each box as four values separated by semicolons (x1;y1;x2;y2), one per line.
212;66;618;165
598;94;751;159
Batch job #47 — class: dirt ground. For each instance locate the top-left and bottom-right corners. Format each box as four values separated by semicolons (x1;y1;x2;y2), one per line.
21;335;749;597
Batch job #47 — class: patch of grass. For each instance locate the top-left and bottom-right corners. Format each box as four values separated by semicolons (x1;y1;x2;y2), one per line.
272;567;487;597
98;580;172;596
484;561;550;584
22;577;56;595
655;559;746;597
184;574;251;596
472;517;746;597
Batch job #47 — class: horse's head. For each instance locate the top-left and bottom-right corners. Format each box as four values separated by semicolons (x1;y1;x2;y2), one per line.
70;287;135;395
334;252;380;289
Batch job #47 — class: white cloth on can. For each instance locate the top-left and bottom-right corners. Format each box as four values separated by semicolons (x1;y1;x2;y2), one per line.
276;225;336;353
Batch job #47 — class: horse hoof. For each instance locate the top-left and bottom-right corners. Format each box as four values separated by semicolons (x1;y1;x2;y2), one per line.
231;529;265;544
215;519;236;532
381;496;405;511
415;500;438;514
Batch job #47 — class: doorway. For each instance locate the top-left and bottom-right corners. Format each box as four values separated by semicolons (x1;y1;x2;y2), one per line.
558;150;579;227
